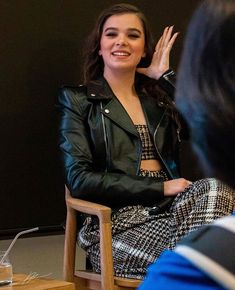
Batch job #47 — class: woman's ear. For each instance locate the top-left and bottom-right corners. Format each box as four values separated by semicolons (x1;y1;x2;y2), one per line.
142;51;146;58
98;50;102;56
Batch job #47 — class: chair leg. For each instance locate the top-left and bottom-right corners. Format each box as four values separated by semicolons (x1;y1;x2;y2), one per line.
99;218;115;290
64;206;77;282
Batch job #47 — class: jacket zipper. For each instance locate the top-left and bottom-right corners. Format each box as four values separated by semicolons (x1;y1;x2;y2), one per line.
136;137;142;175
153;109;174;179
100;102;108;173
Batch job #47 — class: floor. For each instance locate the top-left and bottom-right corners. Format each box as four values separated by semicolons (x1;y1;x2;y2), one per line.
0;234;85;280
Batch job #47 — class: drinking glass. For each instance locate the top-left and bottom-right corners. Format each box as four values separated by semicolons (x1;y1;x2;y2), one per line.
0;251;13;286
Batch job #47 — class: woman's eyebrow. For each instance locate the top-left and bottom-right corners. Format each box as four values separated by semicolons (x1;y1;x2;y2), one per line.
127;28;142;34
104;27;118;32
104;27;142;34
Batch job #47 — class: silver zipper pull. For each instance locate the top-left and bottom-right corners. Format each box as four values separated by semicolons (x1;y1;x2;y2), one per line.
177;128;181;142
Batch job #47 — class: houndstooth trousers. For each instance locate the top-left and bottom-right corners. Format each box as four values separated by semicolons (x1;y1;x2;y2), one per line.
78;176;235;279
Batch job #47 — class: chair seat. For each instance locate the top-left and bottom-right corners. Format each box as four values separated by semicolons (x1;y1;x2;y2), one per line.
75;270;141;288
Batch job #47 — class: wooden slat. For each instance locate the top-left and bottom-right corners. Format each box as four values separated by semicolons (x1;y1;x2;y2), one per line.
75;271;140;288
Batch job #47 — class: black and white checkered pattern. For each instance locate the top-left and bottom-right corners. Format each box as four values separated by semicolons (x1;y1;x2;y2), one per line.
78;176;235;279
135;125;157;160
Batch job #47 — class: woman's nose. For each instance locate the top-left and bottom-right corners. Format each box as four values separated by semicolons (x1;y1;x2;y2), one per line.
116;35;128;46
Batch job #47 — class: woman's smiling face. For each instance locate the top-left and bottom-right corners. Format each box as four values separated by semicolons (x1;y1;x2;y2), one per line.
99;13;146;75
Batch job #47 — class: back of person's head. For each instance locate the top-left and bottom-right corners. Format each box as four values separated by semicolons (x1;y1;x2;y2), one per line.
82;3;154;83
176;0;235;189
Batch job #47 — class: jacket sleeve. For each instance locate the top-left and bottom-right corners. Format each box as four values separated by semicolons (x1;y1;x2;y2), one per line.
138;250;213;290
157;69;190;140
157;69;176;100
57;87;165;208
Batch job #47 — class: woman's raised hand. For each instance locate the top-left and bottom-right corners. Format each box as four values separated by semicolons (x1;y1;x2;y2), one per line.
164;178;192;196
137;26;178;80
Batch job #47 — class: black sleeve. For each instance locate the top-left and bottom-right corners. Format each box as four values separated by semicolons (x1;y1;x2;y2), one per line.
157;70;190;140
157;69;176;100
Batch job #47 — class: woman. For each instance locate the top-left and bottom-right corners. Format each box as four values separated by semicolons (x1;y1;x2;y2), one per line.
58;3;234;279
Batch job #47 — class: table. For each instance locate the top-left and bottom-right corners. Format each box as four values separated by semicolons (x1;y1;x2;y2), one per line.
0;274;75;290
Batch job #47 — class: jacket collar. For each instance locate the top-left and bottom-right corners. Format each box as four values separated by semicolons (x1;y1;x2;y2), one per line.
87;77;113;100
86;76;166;136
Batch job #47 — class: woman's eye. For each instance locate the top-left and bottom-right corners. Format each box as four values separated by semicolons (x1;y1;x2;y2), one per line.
106;32;117;37
128;34;140;39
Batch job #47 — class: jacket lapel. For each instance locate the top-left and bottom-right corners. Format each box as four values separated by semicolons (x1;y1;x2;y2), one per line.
101;98;138;136
87;77;138;136
139;93;166;136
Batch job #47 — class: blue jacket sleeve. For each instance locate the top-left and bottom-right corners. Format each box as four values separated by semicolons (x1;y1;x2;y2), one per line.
138;250;225;290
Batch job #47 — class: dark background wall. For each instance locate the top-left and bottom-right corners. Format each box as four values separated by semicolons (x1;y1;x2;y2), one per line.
0;0;202;237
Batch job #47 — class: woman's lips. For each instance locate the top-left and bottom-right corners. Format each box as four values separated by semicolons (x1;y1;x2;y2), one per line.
111;51;130;56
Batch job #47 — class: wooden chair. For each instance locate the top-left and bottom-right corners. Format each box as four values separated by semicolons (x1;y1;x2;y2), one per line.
63;186;141;290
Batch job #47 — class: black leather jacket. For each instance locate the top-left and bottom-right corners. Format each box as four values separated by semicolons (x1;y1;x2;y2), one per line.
58;72;182;208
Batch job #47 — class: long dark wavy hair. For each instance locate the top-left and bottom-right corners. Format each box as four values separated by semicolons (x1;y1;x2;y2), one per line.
176;0;235;188
82;3;154;84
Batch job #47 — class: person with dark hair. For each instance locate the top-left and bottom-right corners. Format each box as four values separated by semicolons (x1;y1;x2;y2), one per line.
176;0;235;190
139;0;235;289
58;3;234;279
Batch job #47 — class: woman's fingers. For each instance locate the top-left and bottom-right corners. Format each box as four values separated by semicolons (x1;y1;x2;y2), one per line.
154;36;162;53
155;26;178;53
166;32;179;51
162;26;173;48
164;178;192;196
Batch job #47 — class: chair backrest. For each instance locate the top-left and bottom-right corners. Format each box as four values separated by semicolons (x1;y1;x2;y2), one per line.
63;186;141;290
